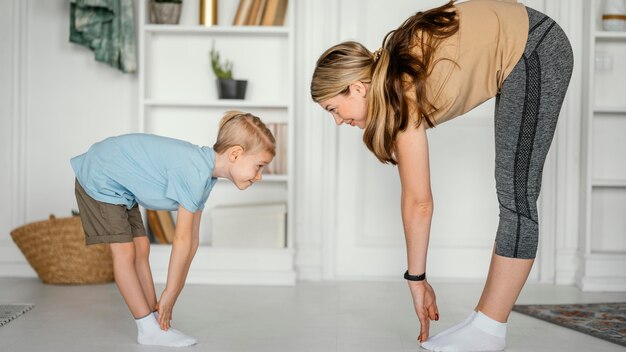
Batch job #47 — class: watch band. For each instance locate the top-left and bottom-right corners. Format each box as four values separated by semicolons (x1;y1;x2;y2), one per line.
404;270;426;281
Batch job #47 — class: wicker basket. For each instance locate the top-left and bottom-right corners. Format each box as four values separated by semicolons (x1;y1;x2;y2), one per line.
10;215;114;284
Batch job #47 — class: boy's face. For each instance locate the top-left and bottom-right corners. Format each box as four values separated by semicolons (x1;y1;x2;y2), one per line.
229;149;274;190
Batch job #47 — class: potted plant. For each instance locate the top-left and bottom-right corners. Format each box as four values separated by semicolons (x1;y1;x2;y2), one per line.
150;0;183;25
210;43;247;100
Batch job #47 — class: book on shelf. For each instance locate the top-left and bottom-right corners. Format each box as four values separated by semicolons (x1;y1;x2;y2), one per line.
264;122;287;175
261;0;288;26
233;0;288;26
146;209;176;244
233;0;254;25
246;0;268;25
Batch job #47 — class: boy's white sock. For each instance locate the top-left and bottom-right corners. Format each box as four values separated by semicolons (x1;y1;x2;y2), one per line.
421;311;506;352
426;311;477;341
135;313;197;347
152;311;198;345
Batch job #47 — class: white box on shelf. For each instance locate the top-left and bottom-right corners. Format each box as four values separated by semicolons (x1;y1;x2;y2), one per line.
211;203;286;248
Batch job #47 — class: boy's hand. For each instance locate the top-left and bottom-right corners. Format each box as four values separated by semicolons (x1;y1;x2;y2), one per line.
156;290;176;331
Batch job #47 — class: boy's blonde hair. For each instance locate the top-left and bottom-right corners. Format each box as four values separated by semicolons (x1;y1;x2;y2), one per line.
213;111;276;156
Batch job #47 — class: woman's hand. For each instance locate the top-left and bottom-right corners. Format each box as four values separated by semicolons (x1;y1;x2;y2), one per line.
156;289;176;331
408;280;439;342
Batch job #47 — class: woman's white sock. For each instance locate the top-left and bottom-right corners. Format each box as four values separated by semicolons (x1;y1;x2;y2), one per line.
426;311;477;341
421;311;506;352
135;313;197;347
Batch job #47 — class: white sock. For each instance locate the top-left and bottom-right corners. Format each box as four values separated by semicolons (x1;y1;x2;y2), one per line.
135;313;197;347
426;311;477;341
152;311;198;345
421;311;506;352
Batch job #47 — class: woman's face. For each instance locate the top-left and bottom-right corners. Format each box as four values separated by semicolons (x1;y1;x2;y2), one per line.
318;82;368;129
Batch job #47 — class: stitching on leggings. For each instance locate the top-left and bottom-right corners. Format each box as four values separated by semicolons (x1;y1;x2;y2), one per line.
530;22;556;55
513;51;541;257
529;15;548;34
497;198;538;225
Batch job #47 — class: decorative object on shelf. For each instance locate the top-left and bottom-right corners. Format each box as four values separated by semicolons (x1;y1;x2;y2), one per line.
233;0;288;26
210;42;248;99
10;215;114;284
602;0;626;31
149;0;183;25
69;0;137;73
199;0;218;26
261;0;288;26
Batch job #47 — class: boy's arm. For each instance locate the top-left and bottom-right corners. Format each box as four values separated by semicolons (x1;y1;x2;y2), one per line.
156;205;198;330
180;210;201;285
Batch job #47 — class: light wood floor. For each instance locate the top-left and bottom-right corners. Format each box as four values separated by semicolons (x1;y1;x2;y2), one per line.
0;278;624;351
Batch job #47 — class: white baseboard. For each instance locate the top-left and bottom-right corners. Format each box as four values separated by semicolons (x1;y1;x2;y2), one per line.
295;248;322;281
0;263;36;278
149;245;296;286
555;249;578;285
0;242;37;278
576;276;626;292
0;242;297;285
576;252;626;292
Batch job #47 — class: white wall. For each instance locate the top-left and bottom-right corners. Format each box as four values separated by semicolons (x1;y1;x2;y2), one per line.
1;0;137;275
0;0;15;240
1;0;589;285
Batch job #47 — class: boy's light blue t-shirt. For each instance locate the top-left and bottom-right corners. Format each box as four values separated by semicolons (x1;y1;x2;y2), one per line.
71;134;218;213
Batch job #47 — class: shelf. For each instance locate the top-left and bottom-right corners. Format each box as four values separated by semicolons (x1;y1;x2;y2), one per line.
144;99;289;109
593;107;626;114
216;174;288;183
145;24;290;37
595;31;626;39
592;179;626;187
138;0;296;285
261;174;288;182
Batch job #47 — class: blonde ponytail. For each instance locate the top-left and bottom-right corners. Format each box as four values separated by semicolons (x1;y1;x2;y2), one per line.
311;1;458;165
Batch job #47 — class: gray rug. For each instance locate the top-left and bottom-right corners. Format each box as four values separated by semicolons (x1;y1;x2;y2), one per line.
513;302;626;347
0;304;34;327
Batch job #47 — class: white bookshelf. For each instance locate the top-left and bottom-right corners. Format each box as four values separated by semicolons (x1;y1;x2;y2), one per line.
138;0;295;285
578;0;626;291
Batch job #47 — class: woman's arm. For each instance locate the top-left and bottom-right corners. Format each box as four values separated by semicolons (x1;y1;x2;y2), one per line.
395;121;439;342
396;121;433;275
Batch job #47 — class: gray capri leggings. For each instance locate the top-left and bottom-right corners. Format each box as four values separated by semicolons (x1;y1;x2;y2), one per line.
494;7;573;259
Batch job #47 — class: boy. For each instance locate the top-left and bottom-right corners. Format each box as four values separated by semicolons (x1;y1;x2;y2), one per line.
71;111;275;347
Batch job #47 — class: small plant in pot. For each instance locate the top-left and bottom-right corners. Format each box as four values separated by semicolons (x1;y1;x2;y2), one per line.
210;43;247;100
150;0;183;25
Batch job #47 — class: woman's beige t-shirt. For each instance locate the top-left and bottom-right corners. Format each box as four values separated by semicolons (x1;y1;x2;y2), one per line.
423;0;529;125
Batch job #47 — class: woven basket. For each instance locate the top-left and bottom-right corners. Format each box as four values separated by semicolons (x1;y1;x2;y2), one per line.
10;215;114;284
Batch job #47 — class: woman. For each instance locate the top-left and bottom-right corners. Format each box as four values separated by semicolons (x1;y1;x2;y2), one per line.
310;1;573;351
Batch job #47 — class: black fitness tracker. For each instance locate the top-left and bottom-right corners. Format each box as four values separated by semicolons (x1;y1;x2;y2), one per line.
404;270;426;281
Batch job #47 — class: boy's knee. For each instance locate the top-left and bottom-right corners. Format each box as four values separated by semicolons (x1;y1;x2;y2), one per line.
110;242;136;262
133;236;151;260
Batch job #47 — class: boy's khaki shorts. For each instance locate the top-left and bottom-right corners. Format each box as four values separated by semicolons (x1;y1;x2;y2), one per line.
74;179;147;245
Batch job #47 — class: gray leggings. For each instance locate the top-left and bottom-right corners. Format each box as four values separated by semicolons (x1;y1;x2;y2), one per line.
494;7;573;259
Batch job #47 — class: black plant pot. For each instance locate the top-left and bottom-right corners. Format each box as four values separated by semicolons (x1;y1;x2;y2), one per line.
216;79;247;99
